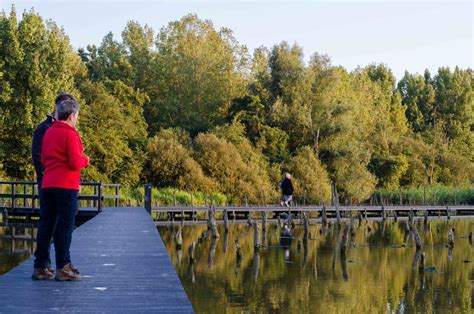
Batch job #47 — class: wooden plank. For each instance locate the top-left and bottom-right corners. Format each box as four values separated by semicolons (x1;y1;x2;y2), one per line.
0;207;193;313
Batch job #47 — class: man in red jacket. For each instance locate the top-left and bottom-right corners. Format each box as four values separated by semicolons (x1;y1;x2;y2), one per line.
32;98;89;281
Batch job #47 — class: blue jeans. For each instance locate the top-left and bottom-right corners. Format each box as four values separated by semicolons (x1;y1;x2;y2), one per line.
34;188;78;269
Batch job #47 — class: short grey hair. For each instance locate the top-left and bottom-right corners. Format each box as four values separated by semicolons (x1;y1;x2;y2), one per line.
56;99;80;121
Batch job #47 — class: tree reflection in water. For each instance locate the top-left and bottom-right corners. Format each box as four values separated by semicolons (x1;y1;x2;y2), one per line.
158;218;473;313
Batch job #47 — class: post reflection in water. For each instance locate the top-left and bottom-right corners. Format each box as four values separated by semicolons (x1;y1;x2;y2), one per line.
158;218;473;313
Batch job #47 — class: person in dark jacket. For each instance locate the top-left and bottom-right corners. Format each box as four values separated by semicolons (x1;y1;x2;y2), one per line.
31;92;75;276
280;173;294;207
32;97;89;281
32;93;75;184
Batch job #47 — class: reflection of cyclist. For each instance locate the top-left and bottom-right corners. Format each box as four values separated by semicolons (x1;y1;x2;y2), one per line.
279;173;294;207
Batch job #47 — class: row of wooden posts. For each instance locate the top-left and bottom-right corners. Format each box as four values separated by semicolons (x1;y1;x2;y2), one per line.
176;206;472;270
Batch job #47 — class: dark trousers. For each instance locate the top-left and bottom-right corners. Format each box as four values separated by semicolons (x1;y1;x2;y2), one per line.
36;179;53;267
34;188;78;269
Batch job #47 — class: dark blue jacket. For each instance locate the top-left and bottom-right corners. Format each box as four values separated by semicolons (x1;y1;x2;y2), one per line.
280;178;294;196
32;115;54;179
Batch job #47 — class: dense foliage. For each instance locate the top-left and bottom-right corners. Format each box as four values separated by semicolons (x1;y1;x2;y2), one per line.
0;8;472;203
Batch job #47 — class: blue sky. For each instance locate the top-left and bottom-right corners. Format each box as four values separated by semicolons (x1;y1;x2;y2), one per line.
2;0;473;80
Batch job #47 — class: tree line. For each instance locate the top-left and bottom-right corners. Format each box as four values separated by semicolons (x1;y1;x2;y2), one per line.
0;8;472;204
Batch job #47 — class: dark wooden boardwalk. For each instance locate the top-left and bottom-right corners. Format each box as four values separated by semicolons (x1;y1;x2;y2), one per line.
0;207;193;313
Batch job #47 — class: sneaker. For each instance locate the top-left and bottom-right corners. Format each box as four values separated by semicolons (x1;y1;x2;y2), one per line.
69;263;80;275
55;263;81;281
46;265;55;275
32;268;54;280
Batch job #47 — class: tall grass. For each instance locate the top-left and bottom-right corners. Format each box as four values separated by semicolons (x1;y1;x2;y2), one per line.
120;187;228;207
375;185;473;205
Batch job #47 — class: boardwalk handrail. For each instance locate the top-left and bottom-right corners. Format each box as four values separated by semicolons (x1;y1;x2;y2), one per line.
0;180;120;213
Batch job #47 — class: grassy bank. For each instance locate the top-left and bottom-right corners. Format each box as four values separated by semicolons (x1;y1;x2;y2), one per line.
375;185;473;205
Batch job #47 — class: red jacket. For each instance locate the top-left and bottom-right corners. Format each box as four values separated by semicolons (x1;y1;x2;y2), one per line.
41;121;89;190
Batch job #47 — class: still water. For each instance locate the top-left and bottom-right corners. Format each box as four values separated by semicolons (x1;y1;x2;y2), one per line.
0;225;35;275
158;219;473;313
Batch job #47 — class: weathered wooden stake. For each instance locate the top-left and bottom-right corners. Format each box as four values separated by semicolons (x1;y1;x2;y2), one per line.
340;225;349;253
188;241;196;264
247;214;253;227
208;208;220;239
223;209;229;233
175;226;183;250
448;229;454;247
253;221;260;252
235;239;242;261
381;205;386;222
423;210;428;227
446;205;450;220
419;252;425;273
262;212;267;231
322;205;327;225
303;212;309;240
412;225;422;250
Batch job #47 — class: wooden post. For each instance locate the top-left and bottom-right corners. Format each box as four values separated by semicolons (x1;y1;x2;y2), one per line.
412;225;422;250
446;205;450;220
334;183;341;224
247;214;252;227
11;183;16;210
448;229;454;248
423;210;428;227
175;226;182;250
381;205;386;222
262;211;267;232
188;242;196;265
419;252;425;273
223;209;229;233
341;225;349;253
322;205;327;225
115;185;119;207
253;221;260;252
235;239;242;261
208;208;220;239
144;184;152;214
303;212;309;240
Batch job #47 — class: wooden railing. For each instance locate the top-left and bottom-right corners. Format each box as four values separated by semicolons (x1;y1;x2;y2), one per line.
0;181;120;214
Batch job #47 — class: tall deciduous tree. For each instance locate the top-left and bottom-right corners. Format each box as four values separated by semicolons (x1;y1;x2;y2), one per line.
0;8;84;179
149;14;249;135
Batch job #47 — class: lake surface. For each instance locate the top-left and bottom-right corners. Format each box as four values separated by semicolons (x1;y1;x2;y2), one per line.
0;225;35;275
158;218;473;313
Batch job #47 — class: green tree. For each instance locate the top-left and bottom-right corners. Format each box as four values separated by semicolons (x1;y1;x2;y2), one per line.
79;80;147;187
0;7;84;179
149;14;249;135
288;146;331;204
144;128;216;192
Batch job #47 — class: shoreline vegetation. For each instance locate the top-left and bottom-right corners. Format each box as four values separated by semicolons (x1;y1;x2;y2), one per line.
0;7;472;205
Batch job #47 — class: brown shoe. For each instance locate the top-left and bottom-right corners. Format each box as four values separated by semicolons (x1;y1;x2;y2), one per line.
46;265;55;275
69;263;80;275
55;263;81;281
32;268;54;280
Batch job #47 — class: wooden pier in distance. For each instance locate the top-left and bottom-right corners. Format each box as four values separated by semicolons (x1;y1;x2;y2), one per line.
0;207;193;313
150;204;474;221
